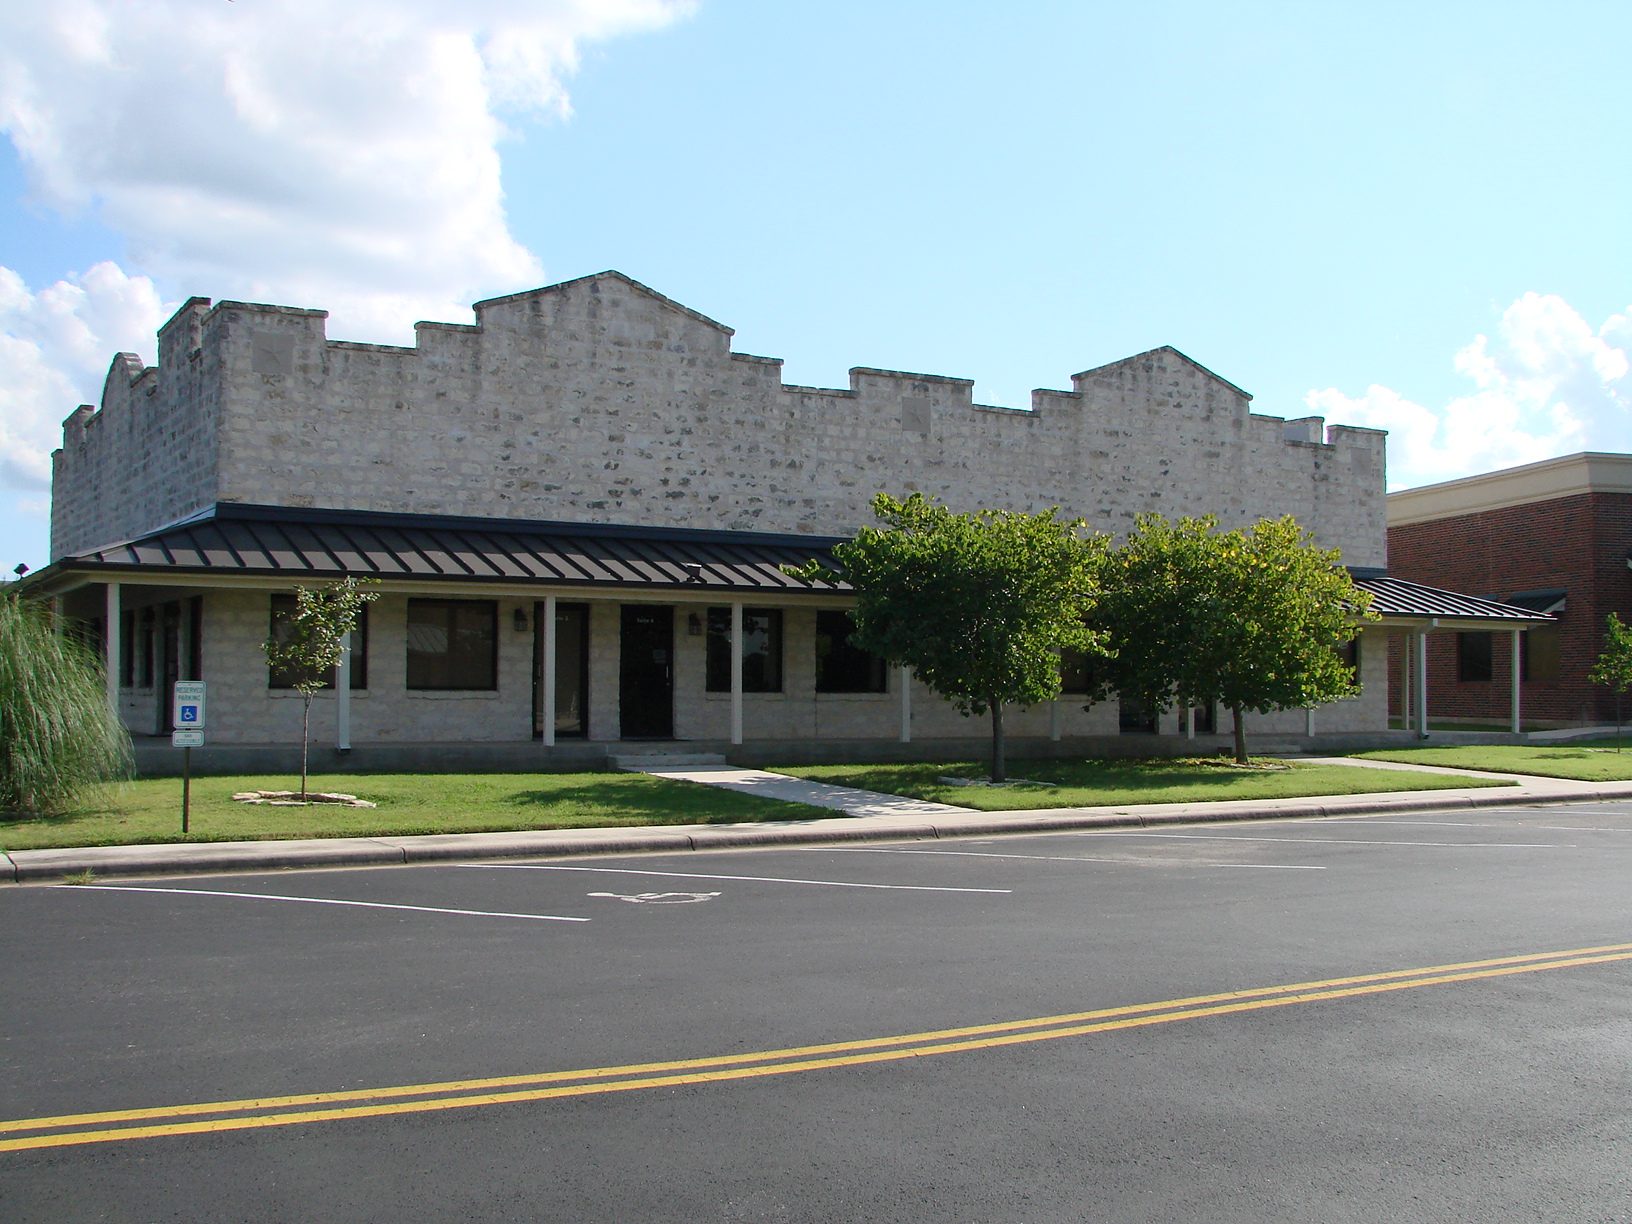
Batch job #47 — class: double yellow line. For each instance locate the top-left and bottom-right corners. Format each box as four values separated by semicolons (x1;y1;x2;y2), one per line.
6;941;1630;1154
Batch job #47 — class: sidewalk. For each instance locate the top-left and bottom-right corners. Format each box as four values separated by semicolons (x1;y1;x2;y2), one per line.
9;758;1632;885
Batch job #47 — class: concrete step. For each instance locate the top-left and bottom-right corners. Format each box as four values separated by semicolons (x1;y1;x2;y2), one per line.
611;752;729;772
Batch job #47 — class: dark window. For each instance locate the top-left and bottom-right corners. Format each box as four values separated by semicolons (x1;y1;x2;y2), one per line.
1060;647;1096;695
269;596;369;689
1335;636;1361;682
1457;631;1493;682
706;607;783;692
1188;704;1216;734
815;610;887;693
119;609;135;687
407;599;496;690
1521;626;1560;682
138;607;155;689
187;597;204;681
1119;694;1159;734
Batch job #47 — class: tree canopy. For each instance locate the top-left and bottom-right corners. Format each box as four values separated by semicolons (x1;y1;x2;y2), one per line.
787;492;1108;781
1084;514;1374;762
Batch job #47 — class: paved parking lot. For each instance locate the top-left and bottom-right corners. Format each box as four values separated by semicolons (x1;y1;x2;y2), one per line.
5;801;1632;1222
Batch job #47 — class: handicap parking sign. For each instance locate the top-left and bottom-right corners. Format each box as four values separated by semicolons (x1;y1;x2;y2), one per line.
172;681;206;730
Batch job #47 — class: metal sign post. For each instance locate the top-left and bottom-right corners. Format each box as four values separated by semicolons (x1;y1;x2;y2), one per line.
172;682;206;834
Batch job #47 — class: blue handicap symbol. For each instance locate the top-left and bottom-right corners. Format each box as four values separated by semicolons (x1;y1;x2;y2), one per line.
179;705;199;723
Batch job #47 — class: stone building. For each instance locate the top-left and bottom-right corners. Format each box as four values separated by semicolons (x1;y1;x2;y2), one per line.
23;271;1538;768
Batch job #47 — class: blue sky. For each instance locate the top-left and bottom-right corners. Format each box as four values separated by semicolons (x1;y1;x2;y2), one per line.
2;0;1629;572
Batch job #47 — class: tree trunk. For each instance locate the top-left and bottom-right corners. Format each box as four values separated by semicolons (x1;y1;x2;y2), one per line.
1232;705;1248;765
300;694;311;801
990;699;1006;783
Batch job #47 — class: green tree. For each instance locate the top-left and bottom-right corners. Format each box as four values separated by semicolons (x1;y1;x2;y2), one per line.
1084;514;1375;763
1587;612;1632;751
0;594;132;814
263;577;378;799
787;492;1108;782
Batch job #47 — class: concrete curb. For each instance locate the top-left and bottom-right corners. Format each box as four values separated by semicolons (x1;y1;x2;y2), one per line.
10;781;1632;884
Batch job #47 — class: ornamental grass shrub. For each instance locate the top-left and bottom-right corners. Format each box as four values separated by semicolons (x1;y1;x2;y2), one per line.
0;594;132;815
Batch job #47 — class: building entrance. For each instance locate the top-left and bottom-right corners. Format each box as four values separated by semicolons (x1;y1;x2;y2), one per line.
619;605;674;739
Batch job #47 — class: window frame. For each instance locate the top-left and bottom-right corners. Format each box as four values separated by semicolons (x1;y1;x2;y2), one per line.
268;595;370;690
1457;631;1494;683
705;607;784;693
406;598;499;692
814;609;887;694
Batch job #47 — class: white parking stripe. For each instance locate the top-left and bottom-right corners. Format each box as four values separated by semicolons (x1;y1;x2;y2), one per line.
1069;831;1571;849
461;864;1011;893
814;847;1326;870
66;884;590;922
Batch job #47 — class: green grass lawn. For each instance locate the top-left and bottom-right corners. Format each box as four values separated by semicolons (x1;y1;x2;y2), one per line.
0;772;829;852
1353;743;1632;782
769;758;1514;812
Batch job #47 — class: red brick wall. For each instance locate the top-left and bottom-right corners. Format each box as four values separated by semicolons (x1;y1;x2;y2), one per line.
1386;492;1632;725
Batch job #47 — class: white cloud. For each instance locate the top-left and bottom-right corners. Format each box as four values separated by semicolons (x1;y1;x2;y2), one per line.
0;0;690;338
0;0;691;496
1308;292;1632;490
0;261;168;495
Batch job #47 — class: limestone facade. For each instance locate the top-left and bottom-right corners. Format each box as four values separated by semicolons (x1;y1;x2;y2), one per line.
53;272;1386;565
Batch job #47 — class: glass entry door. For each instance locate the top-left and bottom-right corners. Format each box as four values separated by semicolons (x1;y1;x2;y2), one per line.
619;605;674;739
534;602;589;739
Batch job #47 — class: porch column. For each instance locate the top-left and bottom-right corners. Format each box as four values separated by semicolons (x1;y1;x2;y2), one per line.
336;631;352;750
1510;628;1522;734
1414;631;1429;739
1185;705;1196;740
1399;632;1412;732
105;581;120;721
730;601;743;746
542;595;557;747
1305;706;1315;737
898;666;912;743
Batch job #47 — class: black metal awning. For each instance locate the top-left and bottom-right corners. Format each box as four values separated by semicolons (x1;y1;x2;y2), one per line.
27;503;849;594
1348;574;1553;626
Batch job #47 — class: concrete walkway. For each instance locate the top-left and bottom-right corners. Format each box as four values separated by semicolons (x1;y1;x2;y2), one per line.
10;757;1632;885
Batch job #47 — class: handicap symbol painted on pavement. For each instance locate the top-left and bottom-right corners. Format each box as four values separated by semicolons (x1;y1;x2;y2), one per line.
587;891;721;904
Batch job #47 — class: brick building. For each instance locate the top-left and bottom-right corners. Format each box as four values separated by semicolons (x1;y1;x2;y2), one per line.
1387;452;1632;728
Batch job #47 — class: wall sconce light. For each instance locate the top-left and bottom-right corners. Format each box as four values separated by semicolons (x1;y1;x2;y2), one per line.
513;607;529;633
687;612;703;636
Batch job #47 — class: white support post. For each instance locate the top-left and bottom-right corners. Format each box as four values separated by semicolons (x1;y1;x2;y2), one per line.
105;581;120;722
1305;706;1315;738
543;595;557;748
1185;705;1196;740
899;666;912;743
730;601;743;746
336;631;352;751
1510;628;1522;735
1414;631;1429;739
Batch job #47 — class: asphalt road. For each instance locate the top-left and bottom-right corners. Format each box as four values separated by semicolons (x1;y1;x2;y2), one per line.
4;801;1632;1223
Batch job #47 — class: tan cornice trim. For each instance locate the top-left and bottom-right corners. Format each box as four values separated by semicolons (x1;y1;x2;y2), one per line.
1388;452;1632;525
